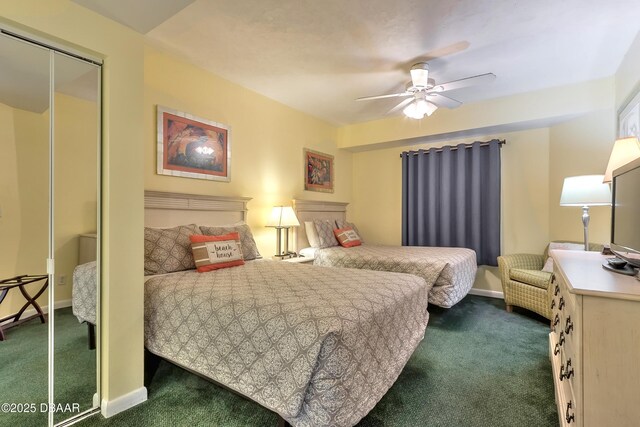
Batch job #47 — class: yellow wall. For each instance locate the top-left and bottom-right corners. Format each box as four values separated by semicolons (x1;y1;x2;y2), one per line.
548;111;615;245
352;128;550;292
0;0;146;408
144;46;352;257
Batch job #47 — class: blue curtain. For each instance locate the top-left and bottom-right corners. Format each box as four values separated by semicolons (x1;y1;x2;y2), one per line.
401;139;501;266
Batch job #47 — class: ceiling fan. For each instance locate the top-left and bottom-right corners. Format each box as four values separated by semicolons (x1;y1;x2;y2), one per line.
356;62;496;119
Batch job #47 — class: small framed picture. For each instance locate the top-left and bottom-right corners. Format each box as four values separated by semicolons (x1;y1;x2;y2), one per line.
304;148;334;193
157;106;231;182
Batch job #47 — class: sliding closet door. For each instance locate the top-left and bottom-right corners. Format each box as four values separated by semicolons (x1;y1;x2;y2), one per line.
52;52;100;424
0;33;51;427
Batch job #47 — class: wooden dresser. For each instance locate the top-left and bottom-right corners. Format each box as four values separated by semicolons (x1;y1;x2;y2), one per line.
549;250;640;427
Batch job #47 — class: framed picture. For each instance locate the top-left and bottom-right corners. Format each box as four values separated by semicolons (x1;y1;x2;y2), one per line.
618;89;640;138
157;106;231;181
304;148;334;193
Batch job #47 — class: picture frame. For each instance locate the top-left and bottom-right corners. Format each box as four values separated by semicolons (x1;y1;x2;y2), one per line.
618;88;640;139
157;106;231;182
304;148;334;193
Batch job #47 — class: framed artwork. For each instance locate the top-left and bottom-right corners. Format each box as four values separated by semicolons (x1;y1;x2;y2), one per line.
618;88;640;138
157;106;231;181
304;148;334;193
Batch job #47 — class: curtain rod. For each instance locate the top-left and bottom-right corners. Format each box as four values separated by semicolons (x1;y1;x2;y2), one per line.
399;139;506;157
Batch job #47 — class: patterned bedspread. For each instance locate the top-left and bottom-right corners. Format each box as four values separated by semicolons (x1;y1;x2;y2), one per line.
72;261;97;324
144;260;434;426
313;245;477;308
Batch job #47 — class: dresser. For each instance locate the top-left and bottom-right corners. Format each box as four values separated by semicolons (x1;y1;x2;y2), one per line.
549;250;640;427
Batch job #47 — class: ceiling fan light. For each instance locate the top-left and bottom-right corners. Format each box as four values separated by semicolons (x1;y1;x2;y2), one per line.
403;101;425;119
424;101;438;116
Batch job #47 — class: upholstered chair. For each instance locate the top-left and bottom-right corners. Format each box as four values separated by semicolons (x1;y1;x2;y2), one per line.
497;241;603;320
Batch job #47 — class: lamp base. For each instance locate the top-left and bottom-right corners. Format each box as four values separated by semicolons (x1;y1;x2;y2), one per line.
272;252;298;261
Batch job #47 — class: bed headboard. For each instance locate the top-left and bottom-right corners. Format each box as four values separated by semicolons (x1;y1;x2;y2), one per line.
144;191;251;227
292;199;348;252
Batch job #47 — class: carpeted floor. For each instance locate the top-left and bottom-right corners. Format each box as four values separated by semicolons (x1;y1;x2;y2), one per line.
0;307;97;427
76;295;559;427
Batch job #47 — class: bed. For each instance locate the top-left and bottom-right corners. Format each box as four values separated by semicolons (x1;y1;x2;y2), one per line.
72;260;98;349
141;191;436;427
293;199;477;308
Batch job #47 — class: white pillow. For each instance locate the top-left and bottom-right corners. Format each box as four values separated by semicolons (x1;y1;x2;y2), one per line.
542;243;585;272
299;247;317;258
305;221;320;248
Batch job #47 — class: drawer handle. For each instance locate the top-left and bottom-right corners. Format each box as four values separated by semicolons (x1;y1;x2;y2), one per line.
566;401;575;423
559;297;565;310
553;314;560;327
551;299;556;309
554;284;560;296
554;343;560;356
551;274;556;284
565;316;574;335
560;359;574;381
558;331;565;346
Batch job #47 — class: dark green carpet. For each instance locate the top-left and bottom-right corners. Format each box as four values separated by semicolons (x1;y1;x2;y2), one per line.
0;307;97;427
77;295;558;427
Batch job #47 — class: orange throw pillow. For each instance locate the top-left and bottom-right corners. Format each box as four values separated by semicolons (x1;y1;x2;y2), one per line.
334;227;362;248
189;233;245;272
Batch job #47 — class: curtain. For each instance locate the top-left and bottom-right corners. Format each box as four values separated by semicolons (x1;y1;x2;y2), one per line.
401;139;501;266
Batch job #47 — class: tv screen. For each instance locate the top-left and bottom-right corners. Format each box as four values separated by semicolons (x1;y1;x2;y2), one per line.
611;158;640;267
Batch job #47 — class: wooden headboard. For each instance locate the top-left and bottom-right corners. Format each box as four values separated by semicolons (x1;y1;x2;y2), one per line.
144;191;251;227
292;199;348;251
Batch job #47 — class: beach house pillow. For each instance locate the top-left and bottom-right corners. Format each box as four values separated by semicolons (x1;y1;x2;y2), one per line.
335;219;364;243
144;224;200;275
199;222;261;260
334;227;362;248
313;219;339;248
189;232;245;272
305;221;321;248
542;242;585;272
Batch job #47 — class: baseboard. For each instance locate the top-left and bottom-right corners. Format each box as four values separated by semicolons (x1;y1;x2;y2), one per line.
101;387;147;418
469;288;504;299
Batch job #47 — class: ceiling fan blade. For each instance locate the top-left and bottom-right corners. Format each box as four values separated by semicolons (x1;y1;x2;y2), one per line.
429;73;496;93
387;97;415;115
427;93;462;109
356;92;412;101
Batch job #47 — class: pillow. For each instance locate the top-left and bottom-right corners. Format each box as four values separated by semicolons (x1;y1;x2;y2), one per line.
299;247;317;258
305;221;320;248
334;227;362;248
335;219;363;243
199;222;261;260
144;224;200;275
313;219;339;248
190;233;245;272
542;242;585;272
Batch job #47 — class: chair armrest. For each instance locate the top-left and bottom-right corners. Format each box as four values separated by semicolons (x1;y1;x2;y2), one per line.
497;254;545;283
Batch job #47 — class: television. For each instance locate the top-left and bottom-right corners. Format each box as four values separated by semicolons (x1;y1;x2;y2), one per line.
611;156;640;268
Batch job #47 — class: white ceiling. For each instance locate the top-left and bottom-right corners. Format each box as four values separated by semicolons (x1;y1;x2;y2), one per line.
83;1;640;125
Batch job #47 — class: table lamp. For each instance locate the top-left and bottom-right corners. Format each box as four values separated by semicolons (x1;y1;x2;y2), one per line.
603;137;640;183
266;206;300;259
559;175;611;250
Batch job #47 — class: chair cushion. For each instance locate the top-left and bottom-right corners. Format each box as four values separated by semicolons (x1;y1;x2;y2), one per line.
509;268;553;290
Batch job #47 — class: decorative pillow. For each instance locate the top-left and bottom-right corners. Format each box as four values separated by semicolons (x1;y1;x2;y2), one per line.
313;219;339;248
190;233;245;272
542;242;585;272
334;227;362;248
144;224;200;275
199;222;261;260
305;221;321;248
335;219;364;243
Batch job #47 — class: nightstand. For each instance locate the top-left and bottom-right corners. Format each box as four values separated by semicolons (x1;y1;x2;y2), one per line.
281;256;315;264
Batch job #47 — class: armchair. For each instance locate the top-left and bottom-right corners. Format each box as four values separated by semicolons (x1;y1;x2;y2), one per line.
497;242;603;320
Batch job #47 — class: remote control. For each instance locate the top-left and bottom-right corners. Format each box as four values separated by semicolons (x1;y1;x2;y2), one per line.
607;258;627;269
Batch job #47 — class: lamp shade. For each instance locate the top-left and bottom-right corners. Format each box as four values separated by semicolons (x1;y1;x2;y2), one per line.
603;137;640;183
559;175;611;206
266;206;300;227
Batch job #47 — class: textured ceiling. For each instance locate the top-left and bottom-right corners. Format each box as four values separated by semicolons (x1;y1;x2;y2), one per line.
93;1;640;125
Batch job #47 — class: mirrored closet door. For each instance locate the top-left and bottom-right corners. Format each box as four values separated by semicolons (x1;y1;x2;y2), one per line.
0;29;101;427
